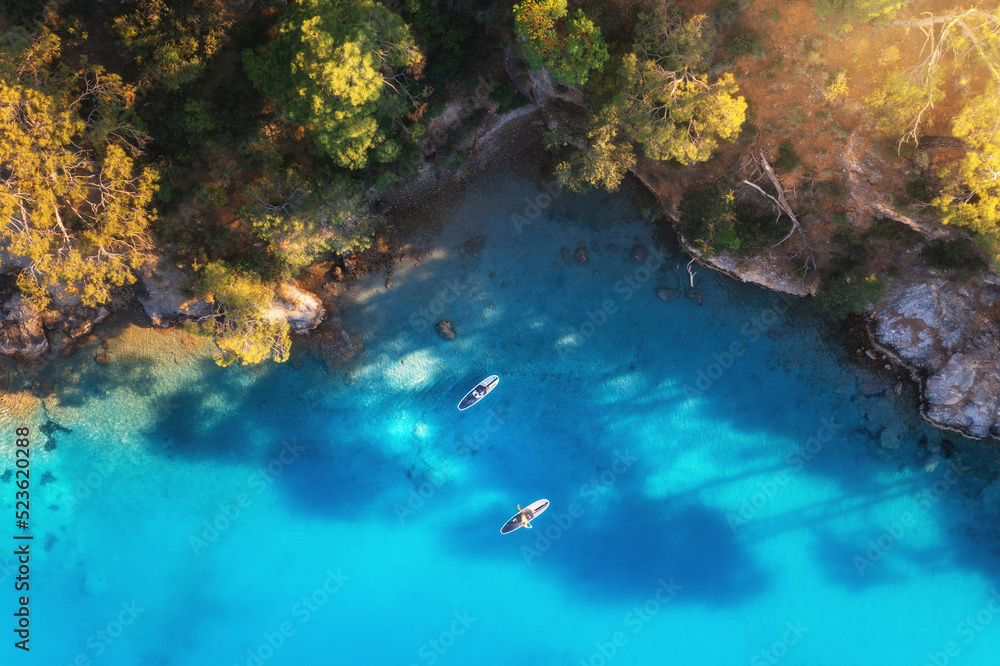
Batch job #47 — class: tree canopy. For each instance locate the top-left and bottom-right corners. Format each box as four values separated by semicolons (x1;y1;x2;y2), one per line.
243;0;422;169
0;28;157;309
934;81;1000;265
620;8;746;165
201;261;291;367
244;172;375;275
513;0;609;85
550;6;746;193
111;0;235;91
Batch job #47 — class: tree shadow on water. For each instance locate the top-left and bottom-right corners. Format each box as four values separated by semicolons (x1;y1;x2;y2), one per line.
445;492;770;606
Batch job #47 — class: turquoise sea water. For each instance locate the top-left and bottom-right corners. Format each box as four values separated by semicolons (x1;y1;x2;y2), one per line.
4;155;1000;666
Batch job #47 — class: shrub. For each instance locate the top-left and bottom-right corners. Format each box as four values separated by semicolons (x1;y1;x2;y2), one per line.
814;271;888;319
488;81;529;114
825;69;849;101
920;240;988;273
906;179;933;203
727;29;764;58
678;187;787;255
774;141;801;171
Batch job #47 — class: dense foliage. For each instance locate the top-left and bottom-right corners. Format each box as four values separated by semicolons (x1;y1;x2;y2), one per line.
5;0;998;366
201;261;290;366
111;0;235;91
0;28;157;308
513;0;609;85
550;4;747;193
243;173;375;276
243;0;423;169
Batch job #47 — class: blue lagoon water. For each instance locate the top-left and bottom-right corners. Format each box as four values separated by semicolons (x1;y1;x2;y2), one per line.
4;156;1000;665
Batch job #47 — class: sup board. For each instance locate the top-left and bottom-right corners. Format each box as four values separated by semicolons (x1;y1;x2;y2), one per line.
500;499;549;534
457;375;499;411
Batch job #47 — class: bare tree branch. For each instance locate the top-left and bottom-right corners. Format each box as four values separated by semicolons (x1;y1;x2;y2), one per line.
741;150;817;274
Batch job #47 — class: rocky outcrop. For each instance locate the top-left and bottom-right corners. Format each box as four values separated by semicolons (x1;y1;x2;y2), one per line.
268;282;324;332
869;276;1000;438
135;255;214;327
40;303;109;339
838;135;960;242
687;244;819;297
503;46;585;109
0;295;48;358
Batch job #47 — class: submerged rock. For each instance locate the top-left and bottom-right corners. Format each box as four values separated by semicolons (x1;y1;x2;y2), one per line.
460;235;487;256
561;248;572;266
436;320;457;340
320;317;364;368
631;243;647;262
656;288;679;303
574;243;588;265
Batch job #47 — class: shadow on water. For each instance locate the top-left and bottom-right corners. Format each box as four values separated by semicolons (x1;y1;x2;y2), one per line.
324;152;1000;606
34;131;1000;613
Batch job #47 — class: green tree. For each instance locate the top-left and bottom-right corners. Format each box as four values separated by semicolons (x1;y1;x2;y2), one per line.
244;173;375;274
550;6;746;192
620;9;746;165
0;28;157;308
111;0;235;91
243;0;422;169
201;261;291;366
551;106;635;192
513;0;609;85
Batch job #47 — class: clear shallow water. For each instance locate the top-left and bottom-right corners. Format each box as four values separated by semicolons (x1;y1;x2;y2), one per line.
4;159;1000;665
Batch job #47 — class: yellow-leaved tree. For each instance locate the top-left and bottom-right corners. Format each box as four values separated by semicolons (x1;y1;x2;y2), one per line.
550;6;746;193
201;261;291;367
0;28;157;308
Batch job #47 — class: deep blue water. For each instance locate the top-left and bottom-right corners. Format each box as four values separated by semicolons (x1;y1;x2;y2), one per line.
3;159;1000;665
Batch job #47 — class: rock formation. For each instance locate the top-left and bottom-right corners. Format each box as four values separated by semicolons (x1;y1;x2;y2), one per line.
869;275;1000;438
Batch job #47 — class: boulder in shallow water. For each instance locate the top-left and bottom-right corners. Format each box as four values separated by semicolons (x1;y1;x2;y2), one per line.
632;243;647;262
574;243;588;265
41;303;109;339
436;320;457;340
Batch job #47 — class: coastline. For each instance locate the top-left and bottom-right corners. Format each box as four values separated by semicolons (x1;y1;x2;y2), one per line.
0;102;989;443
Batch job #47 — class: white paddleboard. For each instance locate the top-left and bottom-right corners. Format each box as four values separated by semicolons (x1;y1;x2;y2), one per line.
457;375;499;411
500;499;549;534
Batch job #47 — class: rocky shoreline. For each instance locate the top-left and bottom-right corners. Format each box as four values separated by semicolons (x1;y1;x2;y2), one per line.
2;83;997;442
